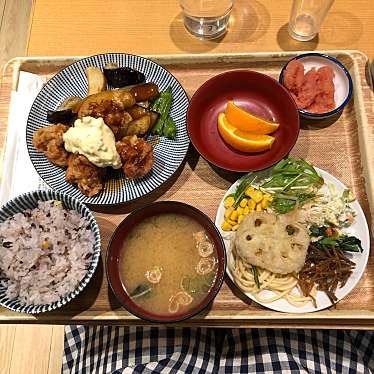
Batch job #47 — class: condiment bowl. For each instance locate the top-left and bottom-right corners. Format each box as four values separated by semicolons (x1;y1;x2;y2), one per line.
106;201;226;323
0;190;101;314
187;70;300;172
279;53;353;120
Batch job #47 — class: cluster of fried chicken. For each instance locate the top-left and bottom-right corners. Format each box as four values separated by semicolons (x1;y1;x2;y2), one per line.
32;124;107;196
116;136;154;179
32;82;158;197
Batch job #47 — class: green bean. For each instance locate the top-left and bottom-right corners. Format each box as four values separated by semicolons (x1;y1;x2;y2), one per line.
162;115;177;139
151;87;173;135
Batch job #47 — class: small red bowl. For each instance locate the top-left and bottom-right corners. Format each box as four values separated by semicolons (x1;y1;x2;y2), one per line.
187;70;300;172
106;201;226;323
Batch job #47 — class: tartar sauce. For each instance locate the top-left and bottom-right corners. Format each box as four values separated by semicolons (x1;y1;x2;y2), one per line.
63;116;122;169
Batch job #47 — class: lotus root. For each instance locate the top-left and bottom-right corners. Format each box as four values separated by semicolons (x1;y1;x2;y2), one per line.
233;212;310;274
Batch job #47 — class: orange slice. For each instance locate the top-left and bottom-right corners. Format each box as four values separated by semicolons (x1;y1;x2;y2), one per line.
217;113;275;153
225;101;280;134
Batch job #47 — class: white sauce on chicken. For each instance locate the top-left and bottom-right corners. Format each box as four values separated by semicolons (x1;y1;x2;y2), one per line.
63;116;122;169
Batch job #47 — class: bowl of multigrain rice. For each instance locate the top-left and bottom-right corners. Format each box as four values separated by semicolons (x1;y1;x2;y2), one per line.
0;190;101;314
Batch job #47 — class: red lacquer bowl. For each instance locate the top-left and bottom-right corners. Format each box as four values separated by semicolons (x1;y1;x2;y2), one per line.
187;70;300;172
106;201;226;323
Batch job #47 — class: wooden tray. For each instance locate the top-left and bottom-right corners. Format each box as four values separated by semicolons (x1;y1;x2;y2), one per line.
0;51;373;328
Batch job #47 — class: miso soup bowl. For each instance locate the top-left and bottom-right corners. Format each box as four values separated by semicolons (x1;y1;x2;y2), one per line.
106;201;226;323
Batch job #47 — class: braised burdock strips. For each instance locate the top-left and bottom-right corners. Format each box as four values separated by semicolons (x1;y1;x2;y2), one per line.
298;244;356;305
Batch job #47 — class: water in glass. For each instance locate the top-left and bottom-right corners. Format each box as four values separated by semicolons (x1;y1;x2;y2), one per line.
180;0;233;39
289;13;318;41
288;0;334;42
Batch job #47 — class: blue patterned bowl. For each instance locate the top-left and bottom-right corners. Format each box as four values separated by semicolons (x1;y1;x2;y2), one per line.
0;190;101;314
26;53;190;205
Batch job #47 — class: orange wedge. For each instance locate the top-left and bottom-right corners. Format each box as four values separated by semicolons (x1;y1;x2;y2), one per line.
217;113;275;153
225;101;280;134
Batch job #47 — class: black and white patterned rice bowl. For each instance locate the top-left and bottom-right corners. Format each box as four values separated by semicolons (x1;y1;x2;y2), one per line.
0;190;101;314
26;53;190;205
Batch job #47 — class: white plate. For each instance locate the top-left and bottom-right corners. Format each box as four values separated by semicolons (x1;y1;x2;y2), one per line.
215;168;370;313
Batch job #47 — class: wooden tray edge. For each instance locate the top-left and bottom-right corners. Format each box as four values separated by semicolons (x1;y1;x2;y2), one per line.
0;50;373;326
2;49;369;65
1;308;374;329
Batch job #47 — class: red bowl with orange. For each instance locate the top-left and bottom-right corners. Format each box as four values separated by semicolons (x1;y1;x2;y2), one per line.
187;70;300;172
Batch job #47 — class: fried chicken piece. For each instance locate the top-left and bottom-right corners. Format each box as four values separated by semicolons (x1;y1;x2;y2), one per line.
32;124;70;167
116;135;153;179
65;154;106;196
82;100;133;139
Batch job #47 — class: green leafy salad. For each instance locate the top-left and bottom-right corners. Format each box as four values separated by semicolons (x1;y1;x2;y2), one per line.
232;157;325;214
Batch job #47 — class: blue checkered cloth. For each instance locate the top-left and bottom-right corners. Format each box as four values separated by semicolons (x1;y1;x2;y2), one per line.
62;326;374;373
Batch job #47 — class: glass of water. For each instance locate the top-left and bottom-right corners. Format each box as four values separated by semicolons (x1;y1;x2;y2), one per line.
288;0;334;41
179;0;233;40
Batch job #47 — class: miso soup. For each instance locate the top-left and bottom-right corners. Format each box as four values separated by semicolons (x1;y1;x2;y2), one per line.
119;213;218;316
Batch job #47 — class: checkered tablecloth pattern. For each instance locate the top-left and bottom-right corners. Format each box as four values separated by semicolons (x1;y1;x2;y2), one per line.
62;326;374;373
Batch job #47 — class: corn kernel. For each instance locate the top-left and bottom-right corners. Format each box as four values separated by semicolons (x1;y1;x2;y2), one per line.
243;206;250;215
228;219;237;226
261;198;270;209
221;221;233;231
256;203;263;212
224;196;235;208
41;240;49;249
238;214;245;224
236;207;244;215
245;186;255;196
239;198;248;208
224;207;234;219
232;224;239;231
230;210;238;221
248;190;263;203
248;199;256;211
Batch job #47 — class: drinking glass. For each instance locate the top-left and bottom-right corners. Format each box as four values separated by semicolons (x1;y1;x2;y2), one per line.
179;0;233;39
288;0;334;41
